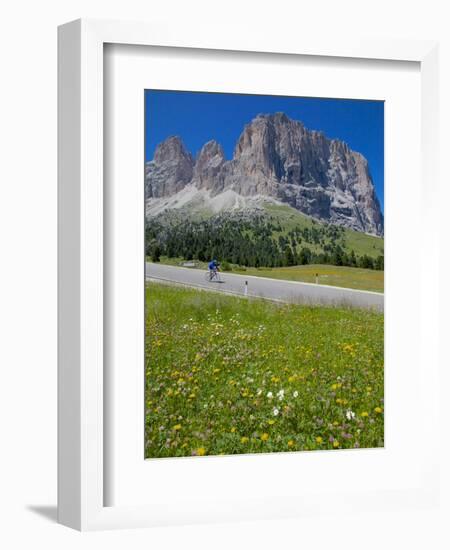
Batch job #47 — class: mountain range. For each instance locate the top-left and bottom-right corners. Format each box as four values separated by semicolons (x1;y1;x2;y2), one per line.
145;112;383;236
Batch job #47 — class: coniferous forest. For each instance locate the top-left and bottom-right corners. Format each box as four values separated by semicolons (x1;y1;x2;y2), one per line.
145;210;384;271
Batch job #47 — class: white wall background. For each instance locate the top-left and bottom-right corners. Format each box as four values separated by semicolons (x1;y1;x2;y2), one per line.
0;1;448;548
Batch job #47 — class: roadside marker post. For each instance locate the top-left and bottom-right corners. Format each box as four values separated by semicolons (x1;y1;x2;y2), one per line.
244;280;248;296
315;273;319;284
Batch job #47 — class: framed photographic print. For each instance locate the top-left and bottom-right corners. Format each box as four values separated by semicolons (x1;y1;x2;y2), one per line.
58;18;440;530
144;89;385;460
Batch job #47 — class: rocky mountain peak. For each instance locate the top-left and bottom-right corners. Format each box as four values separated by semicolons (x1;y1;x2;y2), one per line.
154;135;192;165
234;113;303;160
145;113;384;236
196;140;225;165
145;136;194;199
193;140;226;191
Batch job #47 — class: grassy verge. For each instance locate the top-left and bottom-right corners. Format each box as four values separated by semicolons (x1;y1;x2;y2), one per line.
147;257;384;293
145;283;384;459
235;264;384;293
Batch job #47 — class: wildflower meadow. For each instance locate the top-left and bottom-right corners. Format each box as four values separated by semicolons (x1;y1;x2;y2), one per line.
145;282;384;458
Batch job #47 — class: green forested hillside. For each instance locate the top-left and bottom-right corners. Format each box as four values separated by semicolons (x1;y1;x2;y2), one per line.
146;203;384;270
263;203;384;258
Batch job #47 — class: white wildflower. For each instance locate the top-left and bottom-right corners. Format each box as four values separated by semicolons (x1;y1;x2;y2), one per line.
267;391;273;399
293;391;299;398
273;407;279;416
346;410;356;420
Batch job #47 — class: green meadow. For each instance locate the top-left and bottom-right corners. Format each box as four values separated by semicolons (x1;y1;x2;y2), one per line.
263;203;384;258
145;283;384;459
235;264;384;293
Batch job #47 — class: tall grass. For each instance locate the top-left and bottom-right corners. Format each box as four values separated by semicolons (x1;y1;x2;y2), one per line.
145;283;384;458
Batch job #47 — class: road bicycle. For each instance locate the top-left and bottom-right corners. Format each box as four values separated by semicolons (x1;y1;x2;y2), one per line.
204;269;222;283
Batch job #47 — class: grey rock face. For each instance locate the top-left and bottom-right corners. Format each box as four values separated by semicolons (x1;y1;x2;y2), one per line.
145;136;194;198
145;114;383;235
193;140;226;191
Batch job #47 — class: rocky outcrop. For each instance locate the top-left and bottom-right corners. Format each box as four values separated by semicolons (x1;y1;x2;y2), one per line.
193;140;226;191
145;136;194;198
145;113;383;235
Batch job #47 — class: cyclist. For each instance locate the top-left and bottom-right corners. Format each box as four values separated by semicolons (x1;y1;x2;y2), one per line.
208;258;220;279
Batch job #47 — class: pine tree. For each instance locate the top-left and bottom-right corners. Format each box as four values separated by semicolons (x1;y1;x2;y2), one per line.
284;245;295;266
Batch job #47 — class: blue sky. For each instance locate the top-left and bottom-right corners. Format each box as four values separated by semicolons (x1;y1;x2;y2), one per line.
145;90;384;211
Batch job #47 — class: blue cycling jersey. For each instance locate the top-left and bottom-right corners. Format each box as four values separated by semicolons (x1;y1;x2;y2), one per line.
208;260;218;270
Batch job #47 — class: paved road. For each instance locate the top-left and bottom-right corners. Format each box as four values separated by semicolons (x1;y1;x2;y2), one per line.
146;263;384;312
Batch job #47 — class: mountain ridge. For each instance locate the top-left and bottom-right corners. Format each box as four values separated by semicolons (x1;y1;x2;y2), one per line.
145;113;383;236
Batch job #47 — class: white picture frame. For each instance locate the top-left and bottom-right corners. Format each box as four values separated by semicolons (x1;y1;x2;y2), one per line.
58;18;440;531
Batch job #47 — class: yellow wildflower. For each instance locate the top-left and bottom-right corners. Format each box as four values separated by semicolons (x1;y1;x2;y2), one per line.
361;411;369;417
268;419;276;425
196;447;206;456
333;440;340;448
241;436;249;444
374;407;383;414
316;436;323;444
172;424;182;431
230;426;237;433
287;440;294;448
260;433;269;442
